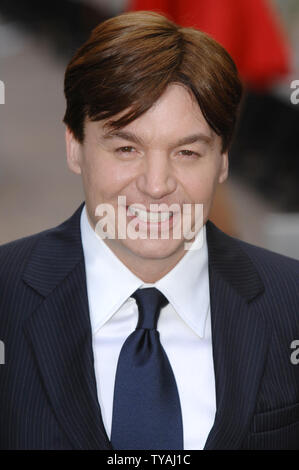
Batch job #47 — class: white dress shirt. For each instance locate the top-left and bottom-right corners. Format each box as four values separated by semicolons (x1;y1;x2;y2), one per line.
80;205;216;450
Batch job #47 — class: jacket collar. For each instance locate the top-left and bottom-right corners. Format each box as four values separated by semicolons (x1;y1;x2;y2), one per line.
203;221;269;449
23;203;268;450
206;221;264;302
23;203;113;450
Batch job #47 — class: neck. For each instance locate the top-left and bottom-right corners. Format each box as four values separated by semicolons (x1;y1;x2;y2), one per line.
103;239;188;283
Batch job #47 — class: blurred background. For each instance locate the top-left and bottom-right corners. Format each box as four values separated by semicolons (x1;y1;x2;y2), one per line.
0;0;298;259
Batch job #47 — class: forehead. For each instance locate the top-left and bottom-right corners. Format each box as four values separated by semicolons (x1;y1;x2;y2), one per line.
134;84;213;134
88;83;217;145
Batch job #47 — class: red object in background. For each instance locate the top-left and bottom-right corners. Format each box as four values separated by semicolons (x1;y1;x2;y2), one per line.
128;0;290;89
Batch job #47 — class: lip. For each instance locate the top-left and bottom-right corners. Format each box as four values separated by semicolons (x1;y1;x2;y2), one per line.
125;205;178;231
126;204;181;214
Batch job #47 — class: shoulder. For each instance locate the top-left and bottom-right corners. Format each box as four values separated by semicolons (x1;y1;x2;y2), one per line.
230;234;299;304
208;222;299;353
226;234;299;330
234;236;299;278
0;229;53;330
235;236;299;306
206;220;299;308
0;229;50;280
0;203;84;281
207;219;299;278
0;204;84;327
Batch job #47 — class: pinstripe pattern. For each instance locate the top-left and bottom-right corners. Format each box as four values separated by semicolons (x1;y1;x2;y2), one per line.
0;202;298;449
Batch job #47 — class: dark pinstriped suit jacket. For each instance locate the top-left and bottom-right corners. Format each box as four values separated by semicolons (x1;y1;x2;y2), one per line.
0;203;299;450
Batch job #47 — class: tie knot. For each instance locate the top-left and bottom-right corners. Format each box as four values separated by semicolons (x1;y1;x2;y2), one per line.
131;287;169;330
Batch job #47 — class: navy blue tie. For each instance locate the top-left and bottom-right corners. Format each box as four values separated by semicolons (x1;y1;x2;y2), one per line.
110;287;184;450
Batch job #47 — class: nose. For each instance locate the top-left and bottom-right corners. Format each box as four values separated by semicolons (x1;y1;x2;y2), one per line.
136;151;177;200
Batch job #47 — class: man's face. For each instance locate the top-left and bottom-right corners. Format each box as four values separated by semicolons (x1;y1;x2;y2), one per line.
66;83;228;269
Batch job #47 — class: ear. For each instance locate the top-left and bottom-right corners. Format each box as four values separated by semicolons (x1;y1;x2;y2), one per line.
218;151;229;184
65;127;82;175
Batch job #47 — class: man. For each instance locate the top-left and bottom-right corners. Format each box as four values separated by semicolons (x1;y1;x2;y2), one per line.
0;11;298;450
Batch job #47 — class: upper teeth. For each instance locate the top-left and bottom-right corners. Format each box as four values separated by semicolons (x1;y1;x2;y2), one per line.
128;207;173;223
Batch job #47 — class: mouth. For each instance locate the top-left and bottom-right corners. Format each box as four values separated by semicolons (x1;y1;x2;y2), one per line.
127;205;174;224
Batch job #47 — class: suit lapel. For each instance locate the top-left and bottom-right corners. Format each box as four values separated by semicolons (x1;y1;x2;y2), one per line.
204;221;270;449
21;205;270;450
23;203;112;450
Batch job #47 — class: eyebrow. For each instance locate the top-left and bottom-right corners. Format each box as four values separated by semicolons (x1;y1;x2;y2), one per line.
102;130;213;147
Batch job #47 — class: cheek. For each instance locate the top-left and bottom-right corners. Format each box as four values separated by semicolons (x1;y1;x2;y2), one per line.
180;166;219;202
82;153;134;200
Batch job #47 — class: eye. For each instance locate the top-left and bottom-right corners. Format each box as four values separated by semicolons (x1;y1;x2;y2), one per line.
116;146;136;153
178;149;200;158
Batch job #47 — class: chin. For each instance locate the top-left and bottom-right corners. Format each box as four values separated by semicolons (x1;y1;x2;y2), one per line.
123;238;185;260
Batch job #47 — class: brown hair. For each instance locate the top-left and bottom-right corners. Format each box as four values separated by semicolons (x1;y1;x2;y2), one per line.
63;11;242;152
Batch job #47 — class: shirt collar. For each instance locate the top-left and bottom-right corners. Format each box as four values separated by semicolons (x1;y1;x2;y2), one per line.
154;223;210;338
80;204;210;338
